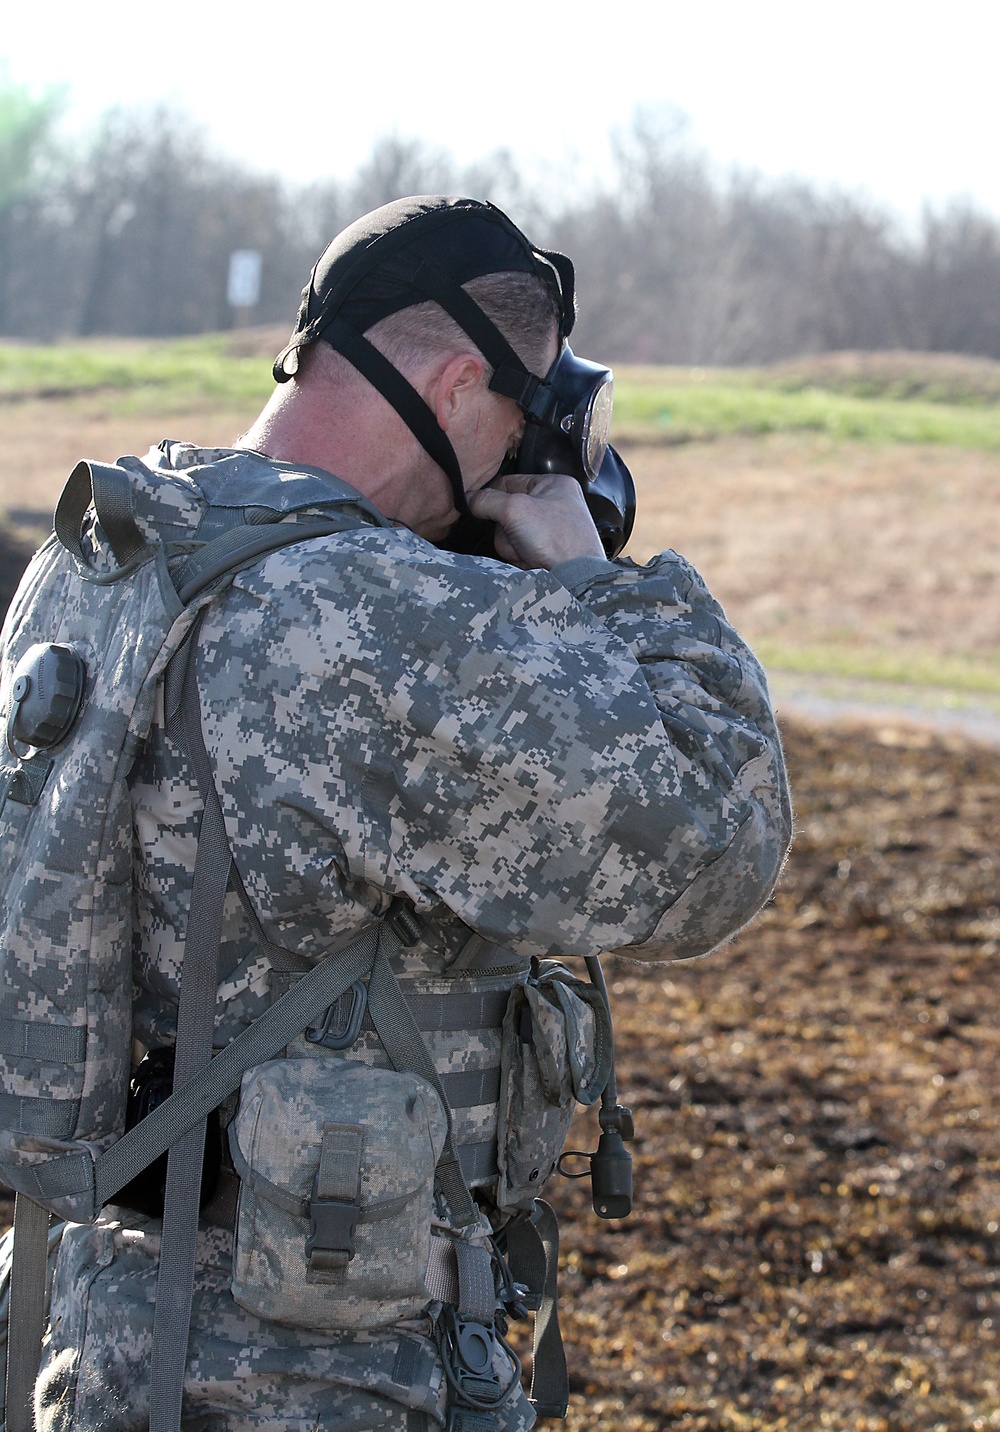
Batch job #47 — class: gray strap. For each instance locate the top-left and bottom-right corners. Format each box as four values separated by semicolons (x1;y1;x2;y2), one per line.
94;921;386;1209
0;1093;77;1138
457;1141;497;1185
54;459;150;570
397;990;509;1033
506;1202;568;1418
162;647;308;979
173;518;347;604
307;1125;363;1279
365;946;480;1231
439;1067;501;1110
453;1239;496;1325
227;1127;419;1226
0;1019;85;1063
5;1193;50;1432
423;1233;496;1326
149;639;233;1432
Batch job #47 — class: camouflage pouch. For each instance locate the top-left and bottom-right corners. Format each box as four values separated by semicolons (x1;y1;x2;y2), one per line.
229;1056;448;1331
495;963;613;1210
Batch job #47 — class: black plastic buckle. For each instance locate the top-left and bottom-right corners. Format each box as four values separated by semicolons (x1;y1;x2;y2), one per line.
306;1195;359;1270
384;899;423;947
0;753;54;817
441;1308;503;1408
304;980;367;1050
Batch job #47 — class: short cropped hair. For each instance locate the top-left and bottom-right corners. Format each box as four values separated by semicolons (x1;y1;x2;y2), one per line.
366;272;560;381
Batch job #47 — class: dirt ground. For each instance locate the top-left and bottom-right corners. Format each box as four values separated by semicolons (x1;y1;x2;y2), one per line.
540;716;999;1431
626;433;1000;676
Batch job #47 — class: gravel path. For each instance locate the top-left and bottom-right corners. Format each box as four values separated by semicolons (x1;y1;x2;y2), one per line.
771;671;1000;746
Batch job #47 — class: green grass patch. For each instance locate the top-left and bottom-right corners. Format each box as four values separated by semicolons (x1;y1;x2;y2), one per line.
7;336;1000;450
614;375;1000;449
0;334;273;407
752;640;1000;695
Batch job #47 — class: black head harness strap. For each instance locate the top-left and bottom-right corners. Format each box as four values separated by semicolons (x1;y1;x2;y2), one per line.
272;197;575;518
400;254;560;426
317;314;470;515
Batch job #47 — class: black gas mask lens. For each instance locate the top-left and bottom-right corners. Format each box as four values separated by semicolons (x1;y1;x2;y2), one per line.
509;343;635;559
516;346;614;484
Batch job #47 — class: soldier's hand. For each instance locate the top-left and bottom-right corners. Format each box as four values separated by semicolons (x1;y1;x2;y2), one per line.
468;473;606;569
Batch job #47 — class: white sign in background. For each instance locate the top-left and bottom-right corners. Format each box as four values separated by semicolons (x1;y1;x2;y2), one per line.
227;250;263;309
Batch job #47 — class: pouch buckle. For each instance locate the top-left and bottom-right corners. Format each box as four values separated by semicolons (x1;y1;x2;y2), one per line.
440;1307;504;1408
306;1195;360;1275
385;898;423;947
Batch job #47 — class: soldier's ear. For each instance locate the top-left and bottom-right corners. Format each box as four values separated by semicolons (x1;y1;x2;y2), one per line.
429;354;486;433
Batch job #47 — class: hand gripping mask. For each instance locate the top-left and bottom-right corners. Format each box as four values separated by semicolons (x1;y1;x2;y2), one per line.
273;196;635;557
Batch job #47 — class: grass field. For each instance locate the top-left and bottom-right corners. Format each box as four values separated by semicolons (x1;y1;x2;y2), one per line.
5;334;1000;448
6;335;998;725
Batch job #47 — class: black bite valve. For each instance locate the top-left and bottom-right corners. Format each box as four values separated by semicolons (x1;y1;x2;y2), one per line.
590;1105;634;1219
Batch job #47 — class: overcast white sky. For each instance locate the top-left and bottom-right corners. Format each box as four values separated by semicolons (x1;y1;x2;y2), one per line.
4;0;999;222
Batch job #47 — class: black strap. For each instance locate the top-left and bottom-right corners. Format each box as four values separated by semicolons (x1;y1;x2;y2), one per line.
403;255;551;418
54;460;149;569
505;1201;568;1418
5;1193;50;1432
317;316;470;516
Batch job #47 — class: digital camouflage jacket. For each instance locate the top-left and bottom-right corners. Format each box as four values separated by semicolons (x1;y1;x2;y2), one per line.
30;440;791;1431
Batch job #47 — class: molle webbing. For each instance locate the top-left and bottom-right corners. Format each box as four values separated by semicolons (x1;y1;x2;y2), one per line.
272;972;516;1187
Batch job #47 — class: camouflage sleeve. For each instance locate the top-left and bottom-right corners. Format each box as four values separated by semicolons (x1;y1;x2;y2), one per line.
195;530;791;965
549;550;792;959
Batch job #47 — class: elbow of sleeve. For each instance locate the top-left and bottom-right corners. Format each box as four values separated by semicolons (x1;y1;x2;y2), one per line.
618;793;792;963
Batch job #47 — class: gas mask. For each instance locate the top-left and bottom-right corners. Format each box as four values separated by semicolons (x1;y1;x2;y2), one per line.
446;342;635;561
273;196;636;561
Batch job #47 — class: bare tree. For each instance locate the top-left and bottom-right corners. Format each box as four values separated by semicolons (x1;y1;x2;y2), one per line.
5;97;1000;366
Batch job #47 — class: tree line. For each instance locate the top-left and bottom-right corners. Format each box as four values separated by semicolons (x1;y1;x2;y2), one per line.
2;90;1000;365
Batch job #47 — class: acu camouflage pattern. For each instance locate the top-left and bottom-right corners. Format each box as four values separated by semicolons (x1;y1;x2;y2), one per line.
31;1217;486;1432
0;444;393;1222
496;965;613;1211
8;439;790;1425
180;472;791;971
0;518;195;1223
229;1058;449;1330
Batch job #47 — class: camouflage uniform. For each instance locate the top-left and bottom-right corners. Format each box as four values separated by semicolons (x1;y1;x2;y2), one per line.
35;441;791;1429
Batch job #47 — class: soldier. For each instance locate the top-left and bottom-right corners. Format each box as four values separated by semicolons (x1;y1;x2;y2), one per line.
30;196;791;1430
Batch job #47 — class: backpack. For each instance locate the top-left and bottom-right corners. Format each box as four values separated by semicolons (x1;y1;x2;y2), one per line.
0;451;631;1431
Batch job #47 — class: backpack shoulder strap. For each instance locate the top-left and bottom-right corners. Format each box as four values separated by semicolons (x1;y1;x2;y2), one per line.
2;493;377;1430
4;1194;50;1432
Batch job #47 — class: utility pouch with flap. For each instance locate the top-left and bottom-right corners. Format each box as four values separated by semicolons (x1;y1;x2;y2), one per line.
229;1056;448;1331
495;961;613;1211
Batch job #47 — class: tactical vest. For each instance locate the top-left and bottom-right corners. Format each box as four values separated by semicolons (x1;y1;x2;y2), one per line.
0;450;631;1432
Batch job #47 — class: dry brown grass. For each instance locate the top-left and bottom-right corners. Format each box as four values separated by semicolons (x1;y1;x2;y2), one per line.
766;349;1000;404
626;433;1000;686
0;394;259;518
6;403;1000;677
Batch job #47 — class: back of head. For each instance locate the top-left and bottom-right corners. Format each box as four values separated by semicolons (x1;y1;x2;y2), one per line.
273;198;573;515
274;195;573;383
